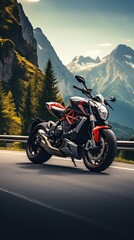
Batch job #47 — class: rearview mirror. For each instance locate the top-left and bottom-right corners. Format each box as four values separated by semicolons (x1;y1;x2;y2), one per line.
75;75;85;84
110;97;116;102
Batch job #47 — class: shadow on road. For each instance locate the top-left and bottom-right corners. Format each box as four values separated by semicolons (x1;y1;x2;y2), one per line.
16;161;109;176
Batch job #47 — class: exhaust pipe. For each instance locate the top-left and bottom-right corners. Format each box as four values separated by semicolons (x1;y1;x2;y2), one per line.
37;129;65;157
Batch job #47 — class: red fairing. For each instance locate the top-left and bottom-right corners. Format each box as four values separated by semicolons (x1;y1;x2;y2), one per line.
93;126;111;142
47;102;65;110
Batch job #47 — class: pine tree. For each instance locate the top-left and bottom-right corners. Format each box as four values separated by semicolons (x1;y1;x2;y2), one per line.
0;82;21;135
44;59;59;101
5;91;21;135
19;82;32;135
19;72;44;134
0;82;8;134
29;74;42;118
39;59;64;120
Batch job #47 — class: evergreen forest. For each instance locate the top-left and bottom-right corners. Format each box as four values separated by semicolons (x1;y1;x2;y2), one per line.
0;59;64;135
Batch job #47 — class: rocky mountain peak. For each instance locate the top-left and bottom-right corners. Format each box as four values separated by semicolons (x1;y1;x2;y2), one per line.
34;27;43;35
0;0;38;66
0;39;17;82
0;0;43;85
34;27;75;102
72;55;101;65
110;44;134;62
67;44;134;128
18;3;38;66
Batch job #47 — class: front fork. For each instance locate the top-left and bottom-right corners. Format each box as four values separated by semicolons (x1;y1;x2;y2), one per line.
88;105;110;147
88;103;98;147
89;114;97;148
85;120;110;152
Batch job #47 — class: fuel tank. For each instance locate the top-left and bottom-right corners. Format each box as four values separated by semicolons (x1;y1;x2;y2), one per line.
70;96;88;115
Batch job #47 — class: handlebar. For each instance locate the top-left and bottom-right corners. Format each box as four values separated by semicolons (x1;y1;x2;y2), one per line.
73;85;93;97
73;85;82;91
73;85;115;110
104;99;114;110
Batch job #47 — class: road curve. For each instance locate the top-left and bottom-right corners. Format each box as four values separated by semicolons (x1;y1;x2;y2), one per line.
0;150;134;239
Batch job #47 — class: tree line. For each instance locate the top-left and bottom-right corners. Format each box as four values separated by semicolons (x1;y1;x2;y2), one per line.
0;59;64;135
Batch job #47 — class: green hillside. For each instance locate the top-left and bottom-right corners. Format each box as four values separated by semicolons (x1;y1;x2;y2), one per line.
0;0;37;65
0;0;63;135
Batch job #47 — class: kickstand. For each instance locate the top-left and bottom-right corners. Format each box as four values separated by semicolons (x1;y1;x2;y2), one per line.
71;157;77;167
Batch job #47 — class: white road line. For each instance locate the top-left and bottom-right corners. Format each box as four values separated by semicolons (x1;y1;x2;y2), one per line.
110;166;134;171
0;150;26;155
0;187;120;234
52;157;134;171
0;150;134;171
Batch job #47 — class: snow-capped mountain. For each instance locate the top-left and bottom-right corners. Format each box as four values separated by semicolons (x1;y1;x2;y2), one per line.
67;45;134;102
34;28;75;102
67;55;101;73
67;45;134;128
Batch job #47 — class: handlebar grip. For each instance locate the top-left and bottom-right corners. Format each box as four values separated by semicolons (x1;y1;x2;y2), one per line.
73;85;93;97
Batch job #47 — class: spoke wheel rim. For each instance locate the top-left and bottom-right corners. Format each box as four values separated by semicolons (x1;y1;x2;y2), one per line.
29;133;42;157
86;137;108;166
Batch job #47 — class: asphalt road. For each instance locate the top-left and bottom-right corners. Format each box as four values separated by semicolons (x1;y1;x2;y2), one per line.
0;150;134;240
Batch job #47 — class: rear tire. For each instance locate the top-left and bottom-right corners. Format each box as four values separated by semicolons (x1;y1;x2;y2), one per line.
83;129;117;172
26;123;52;164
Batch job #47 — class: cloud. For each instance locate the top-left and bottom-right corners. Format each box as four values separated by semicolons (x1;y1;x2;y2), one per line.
124;38;132;42
28;0;40;2
19;0;40;3
122;37;132;44
99;43;112;47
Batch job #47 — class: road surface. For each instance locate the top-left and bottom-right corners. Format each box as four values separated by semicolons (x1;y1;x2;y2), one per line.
0;150;134;239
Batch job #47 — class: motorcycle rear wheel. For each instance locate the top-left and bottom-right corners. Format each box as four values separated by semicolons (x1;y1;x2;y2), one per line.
83;129;117;172
26;123;52;164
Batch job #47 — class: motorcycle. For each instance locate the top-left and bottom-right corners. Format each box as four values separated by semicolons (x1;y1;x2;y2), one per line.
26;75;117;172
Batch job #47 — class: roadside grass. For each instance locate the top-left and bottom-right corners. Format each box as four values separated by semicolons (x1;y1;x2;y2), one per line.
0;143;25;151
114;156;134;164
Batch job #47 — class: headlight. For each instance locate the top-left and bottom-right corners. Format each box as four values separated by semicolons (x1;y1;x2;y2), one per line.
98;105;109;120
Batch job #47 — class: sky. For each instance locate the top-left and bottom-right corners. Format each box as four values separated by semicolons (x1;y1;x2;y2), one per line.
18;0;134;65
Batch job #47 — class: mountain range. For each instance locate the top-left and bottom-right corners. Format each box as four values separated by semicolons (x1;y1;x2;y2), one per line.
67;45;134;104
0;0;134;132
16;1;134;128
33;27;134;128
67;45;134;128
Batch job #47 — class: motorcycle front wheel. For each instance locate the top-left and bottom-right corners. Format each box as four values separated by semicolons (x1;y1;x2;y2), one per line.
83;129;117;172
26;123;52;164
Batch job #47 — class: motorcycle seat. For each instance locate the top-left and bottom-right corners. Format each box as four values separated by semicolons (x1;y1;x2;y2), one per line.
51;106;65;116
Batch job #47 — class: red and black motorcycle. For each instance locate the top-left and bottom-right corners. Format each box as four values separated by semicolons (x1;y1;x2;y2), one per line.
26;75;117;172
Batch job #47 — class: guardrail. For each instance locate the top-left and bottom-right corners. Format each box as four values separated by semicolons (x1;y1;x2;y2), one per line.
0;135;134;151
0;135;28;143
116;141;134;151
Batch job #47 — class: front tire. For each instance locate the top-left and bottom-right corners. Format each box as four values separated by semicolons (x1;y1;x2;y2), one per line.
83;129;117;172
26;123;52;164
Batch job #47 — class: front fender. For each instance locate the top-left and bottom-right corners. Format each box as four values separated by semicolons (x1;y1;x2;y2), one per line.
92;125;111;143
